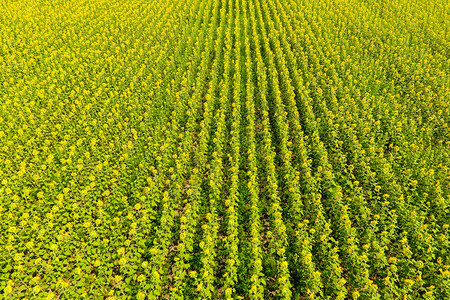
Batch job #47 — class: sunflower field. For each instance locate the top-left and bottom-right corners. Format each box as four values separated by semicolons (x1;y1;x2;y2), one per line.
0;0;449;299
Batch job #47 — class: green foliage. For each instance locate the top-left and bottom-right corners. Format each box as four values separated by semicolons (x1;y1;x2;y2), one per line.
0;0;448;298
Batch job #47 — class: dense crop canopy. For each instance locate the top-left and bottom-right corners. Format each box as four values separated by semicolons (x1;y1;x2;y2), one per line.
0;0;449;299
